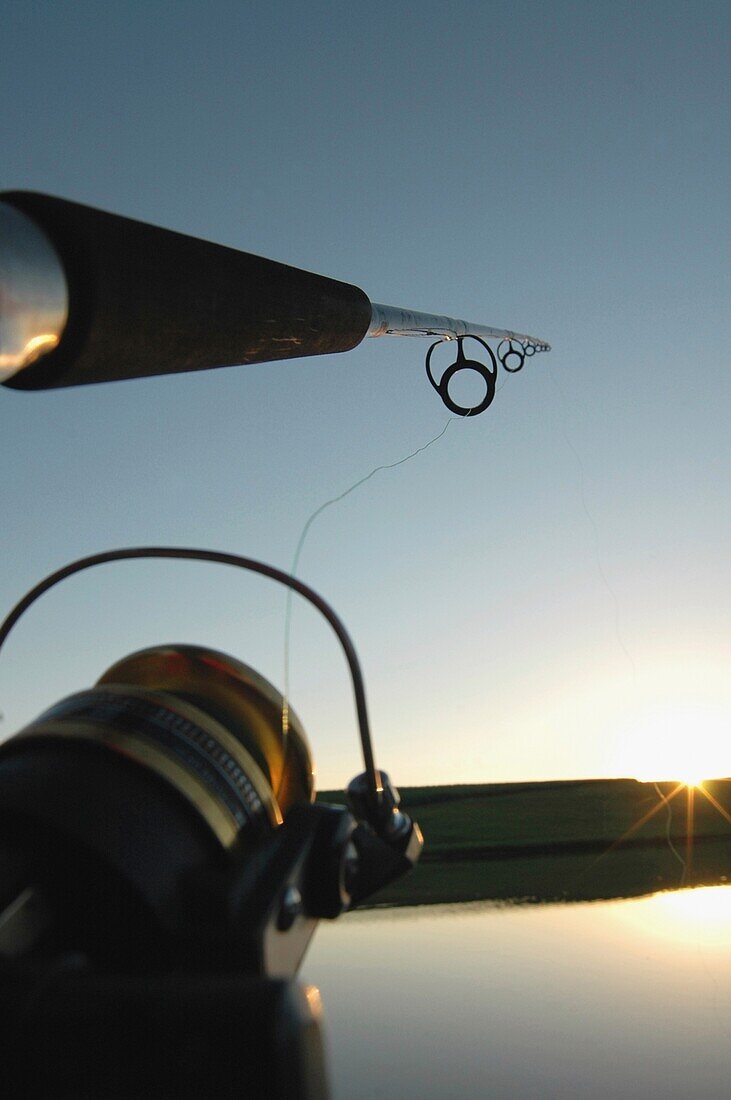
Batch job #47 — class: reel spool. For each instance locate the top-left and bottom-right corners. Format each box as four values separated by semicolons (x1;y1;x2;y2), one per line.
7;644;314;854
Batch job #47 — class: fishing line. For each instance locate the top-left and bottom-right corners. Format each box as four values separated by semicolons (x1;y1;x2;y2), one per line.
550;369;637;688
549;374;690;888
653;781;687;884
281;414;468;746
279;365;518;743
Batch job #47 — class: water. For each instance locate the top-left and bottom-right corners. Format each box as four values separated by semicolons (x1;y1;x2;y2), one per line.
304;887;731;1099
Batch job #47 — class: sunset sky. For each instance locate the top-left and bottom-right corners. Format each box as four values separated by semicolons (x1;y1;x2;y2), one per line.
1;1;729;789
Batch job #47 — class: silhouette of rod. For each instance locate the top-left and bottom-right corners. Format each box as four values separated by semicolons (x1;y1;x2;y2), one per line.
1;192;550;391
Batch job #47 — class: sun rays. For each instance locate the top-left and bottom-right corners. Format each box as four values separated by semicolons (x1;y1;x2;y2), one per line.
583;778;731;892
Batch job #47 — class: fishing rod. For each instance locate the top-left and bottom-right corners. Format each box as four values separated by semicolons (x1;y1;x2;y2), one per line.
0;189;549;1095
0;547;422;1098
0;191;550;413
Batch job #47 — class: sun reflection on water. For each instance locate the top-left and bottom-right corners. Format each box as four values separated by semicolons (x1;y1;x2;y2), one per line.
623;884;731;949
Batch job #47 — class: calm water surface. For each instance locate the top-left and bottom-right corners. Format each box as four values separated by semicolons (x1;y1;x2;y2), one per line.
304;887;731;1099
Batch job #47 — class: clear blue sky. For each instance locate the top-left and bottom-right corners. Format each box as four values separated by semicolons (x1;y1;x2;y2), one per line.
1;0;729;787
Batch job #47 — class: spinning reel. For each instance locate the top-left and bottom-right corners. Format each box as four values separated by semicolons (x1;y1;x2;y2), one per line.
0;548;421;968
0;191;550;1096
0;548;422;1096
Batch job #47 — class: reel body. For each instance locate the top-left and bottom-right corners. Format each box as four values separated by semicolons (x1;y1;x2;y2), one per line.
0;637;420;973
0;551;423;1097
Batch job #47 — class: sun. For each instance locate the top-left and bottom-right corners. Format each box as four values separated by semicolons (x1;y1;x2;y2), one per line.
619;701;729;786
678;775;704;790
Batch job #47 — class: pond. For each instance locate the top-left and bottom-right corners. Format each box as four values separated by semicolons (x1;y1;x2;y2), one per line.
304;887;731;1099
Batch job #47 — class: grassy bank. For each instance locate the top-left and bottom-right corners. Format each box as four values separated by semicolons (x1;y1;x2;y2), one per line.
318;778;731;907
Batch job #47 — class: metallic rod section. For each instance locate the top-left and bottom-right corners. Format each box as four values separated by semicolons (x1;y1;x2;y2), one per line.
367;301;551;351
0;202;68;382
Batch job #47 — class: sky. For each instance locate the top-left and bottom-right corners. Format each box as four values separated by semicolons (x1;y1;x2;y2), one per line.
1;0;729;789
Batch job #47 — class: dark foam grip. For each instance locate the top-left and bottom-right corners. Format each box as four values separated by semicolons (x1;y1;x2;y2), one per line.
1;191;372;390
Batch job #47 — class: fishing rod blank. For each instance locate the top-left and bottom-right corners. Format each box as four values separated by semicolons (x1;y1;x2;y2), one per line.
0;192;550;412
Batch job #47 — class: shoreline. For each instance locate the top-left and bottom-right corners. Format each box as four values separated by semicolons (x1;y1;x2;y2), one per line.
318;777;731;908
